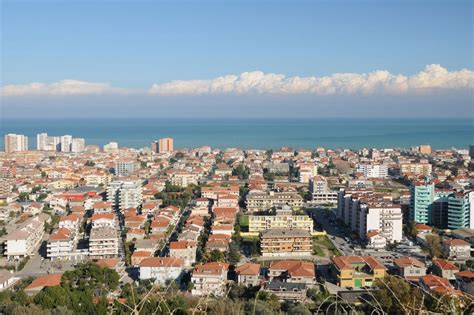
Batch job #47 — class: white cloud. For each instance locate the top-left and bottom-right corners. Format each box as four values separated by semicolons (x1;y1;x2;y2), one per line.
149;64;474;96
2;65;473;97
1;79;131;96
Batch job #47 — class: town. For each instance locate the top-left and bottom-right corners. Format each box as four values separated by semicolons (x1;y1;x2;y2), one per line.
0;133;473;314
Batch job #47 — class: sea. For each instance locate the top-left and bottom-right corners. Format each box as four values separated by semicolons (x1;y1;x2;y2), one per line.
0;118;473;150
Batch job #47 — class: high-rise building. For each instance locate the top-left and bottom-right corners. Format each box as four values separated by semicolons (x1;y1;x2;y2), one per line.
419;145;432;155
448;191;474;230
4;134;28;153
158;138;174;153
115;160;136;176
107;181;142;211
432;192;450;229
337;189;402;244
151;141;159;153
104;142;119;153
71;138;86;153
409;181;434;224
37;133;48;150
356;163;388;178
60;135;73;152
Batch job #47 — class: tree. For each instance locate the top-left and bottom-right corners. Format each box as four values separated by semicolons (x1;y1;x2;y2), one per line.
404;221;418;239
18;192;29;202
425;234;443;258
209;249;225;262
227;242;242;265
372;276;423;315
84;160;95;167
232;164;250;180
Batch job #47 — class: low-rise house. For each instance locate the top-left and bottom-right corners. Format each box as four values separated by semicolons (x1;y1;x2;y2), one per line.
131;251;152;266
92;201;113;214
126;228;146;241
142;202;160;217
393;256;426;281
150;217;171;234
134;239;158;253
58;214;81;231
139;257;185;284
191;262;229;296
89;226;118;259
206;234;230;252
420;274;461;295
0;270;20;291
265;280;307;301
454;270;474;295
269;260;316;285
331;256;386;288
366;230;387;249
235;263;261;287
89;213;116;228
169;240;197;267
431;259;460;281
24;274;62;295
260;229;312;257
442;239;471;260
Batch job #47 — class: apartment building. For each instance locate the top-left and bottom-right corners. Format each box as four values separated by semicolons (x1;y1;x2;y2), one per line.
71;138;85;153
448;191;474;229
246;191;304;212
337;189;402;244
47;228;83;261
331;256;386;288
5;214;47;259
158;138;174;153
400;161;432;177
88;226;118;259
201;185;239;200
248;205;313;233
442;239;471;260
169;171;198;188
115;161;136;177
260;228;312;257
107;181;143;211
191;262;229;296
309;176;338;205
356;163;388;178
410;181;434;224
60;135;72;152
4;134;28;153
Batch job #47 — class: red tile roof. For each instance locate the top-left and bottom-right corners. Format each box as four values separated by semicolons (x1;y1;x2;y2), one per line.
25;274;61;291
270;260;315;277
139;257;184;268
432;259;459;271
331;256;385;271
235;263;261;276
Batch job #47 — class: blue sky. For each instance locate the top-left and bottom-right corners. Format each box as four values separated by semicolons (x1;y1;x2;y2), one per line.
0;0;473;118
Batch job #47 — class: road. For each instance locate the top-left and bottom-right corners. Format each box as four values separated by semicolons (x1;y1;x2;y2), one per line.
307;206;423;267
158;204;192;257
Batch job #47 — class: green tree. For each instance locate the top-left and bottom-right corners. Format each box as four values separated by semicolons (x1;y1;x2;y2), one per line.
404;221;418;239
209;249;225;262
425;234;443;258
372;276;423;315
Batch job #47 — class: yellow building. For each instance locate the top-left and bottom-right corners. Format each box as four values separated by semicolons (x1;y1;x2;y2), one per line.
331;256;386;288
